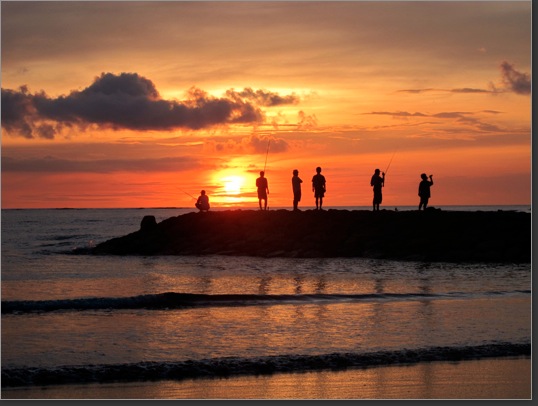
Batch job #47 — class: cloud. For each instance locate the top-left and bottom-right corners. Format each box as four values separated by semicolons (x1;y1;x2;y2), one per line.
500;61;531;95
366;110;505;133
1;72;302;139
1;155;199;173
368;111;427;117
398;61;530;96
204;134;289;155
296;111;318;130
397;88;495;95
226;88;300;107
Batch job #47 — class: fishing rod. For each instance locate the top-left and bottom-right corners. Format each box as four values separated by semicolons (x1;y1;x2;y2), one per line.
384;148;398;176
263;139;271;173
176;187;196;200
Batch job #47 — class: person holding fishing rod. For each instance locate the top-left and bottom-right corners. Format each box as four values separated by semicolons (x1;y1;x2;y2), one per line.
256;171;269;210
370;169;385;211
370;149;396;211
195;190;210;212
256;139;271;210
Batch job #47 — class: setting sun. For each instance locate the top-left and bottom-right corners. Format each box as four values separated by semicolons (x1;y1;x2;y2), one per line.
223;176;245;195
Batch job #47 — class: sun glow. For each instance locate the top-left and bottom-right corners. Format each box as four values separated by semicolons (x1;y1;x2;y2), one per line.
208;170;259;207
223;176;245;195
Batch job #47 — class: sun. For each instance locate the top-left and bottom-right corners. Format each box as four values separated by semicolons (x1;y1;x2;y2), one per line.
222;176;245;195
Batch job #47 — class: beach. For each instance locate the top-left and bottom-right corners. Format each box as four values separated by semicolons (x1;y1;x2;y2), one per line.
2;358;531;399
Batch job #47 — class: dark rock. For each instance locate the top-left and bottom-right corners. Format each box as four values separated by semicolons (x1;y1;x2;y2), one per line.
140;215;157;232
91;209;531;263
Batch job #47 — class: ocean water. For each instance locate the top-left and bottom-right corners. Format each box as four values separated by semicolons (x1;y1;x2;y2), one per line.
1;206;531;396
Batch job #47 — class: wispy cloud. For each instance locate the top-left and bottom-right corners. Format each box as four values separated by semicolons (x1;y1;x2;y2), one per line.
398;88;494;94
204;134;289;155
366;110;505;133
1;155;200;173
1;72;302;139
398;61;530;96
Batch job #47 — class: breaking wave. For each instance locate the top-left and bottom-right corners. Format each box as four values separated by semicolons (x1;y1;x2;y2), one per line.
2;290;530;314
2;342;530;388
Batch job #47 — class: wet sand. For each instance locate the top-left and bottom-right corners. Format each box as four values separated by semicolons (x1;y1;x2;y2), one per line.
2;357;531;400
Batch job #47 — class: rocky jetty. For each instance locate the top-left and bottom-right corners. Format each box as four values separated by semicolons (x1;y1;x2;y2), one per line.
88;209;531;263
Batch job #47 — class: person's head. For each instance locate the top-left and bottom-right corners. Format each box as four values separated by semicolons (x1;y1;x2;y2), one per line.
293;169;298;176
375;169;380;174
316;167;321;173
260;171;265;177
201;190;206;195
421;173;427;180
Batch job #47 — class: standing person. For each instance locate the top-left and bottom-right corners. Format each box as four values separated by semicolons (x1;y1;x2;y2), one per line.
291;169;303;211
256;171;269;210
312;167;326;210
418;173;434;210
195;190;210;212
370;169;385;211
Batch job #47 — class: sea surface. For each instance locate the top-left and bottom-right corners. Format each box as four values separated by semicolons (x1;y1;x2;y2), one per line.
1;206;531;398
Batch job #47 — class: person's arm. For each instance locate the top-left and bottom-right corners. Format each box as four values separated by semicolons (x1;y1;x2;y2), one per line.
430;175;433;185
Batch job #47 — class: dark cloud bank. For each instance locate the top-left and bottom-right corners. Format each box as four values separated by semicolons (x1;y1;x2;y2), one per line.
1;73;301;139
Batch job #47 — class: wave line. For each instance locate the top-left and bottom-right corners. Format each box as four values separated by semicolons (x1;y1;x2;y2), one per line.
2;342;530;388
1;290;528;314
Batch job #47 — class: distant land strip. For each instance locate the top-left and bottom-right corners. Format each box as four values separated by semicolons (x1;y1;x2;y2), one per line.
81;209;531;263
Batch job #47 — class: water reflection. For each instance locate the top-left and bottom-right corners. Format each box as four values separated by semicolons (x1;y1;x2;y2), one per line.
258;276;272;295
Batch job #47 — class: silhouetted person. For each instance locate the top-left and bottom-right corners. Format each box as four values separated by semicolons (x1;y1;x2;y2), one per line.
195;190;210;212
418;173;434;210
370;169;385;211
256;171;269;210
292;169;303;211
312;167;326;210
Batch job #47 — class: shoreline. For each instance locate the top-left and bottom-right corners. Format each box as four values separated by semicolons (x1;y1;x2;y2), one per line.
2;357;531;400
88;209;531;263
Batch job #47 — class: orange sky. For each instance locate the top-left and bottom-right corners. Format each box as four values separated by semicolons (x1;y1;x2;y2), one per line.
1;1;532;209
